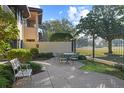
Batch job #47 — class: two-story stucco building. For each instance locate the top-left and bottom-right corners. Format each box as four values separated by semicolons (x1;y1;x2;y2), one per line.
1;5;43;48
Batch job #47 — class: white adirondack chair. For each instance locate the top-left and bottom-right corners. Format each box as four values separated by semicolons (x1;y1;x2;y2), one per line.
10;58;32;81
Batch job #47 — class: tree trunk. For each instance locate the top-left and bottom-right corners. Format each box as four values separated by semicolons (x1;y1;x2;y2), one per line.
108;39;113;54
92;34;95;58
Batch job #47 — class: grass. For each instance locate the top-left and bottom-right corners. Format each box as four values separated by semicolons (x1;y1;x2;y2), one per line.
77;47;123;56
77;47;124;63
80;60;124;80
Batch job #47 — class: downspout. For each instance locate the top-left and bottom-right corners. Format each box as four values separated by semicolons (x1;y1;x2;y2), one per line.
22;6;31;48
22;6;31;23
35;13;42;49
36;13;42;42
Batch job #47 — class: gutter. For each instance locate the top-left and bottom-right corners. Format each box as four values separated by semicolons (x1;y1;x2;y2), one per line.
23;6;31;20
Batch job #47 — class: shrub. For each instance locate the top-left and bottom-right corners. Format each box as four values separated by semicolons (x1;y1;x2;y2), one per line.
0;64;14;82
114;64;124;72
39;52;54;59
0;64;13;72
0;64;14;88
0;54;4;60
30;48;39;59
49;32;73;41
0;70;14;84
7;49;32;63
78;55;87;60
26;61;43;74
0;76;10;88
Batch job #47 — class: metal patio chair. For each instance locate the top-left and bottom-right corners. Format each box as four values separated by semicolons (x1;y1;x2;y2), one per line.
69;53;79;64
59;54;67;63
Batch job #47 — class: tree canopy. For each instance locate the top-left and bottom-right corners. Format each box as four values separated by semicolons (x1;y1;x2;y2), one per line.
41;18;76;41
0;6;19;55
76;5;124;54
0;6;18;41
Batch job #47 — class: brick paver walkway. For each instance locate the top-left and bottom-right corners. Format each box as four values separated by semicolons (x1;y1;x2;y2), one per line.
13;57;124;88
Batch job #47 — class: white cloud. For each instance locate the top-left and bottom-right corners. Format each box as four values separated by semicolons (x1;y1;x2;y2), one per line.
50;18;55;21
73;21;79;25
68;6;77;21
28;5;40;9
67;6;90;25
80;9;89;17
59;11;63;15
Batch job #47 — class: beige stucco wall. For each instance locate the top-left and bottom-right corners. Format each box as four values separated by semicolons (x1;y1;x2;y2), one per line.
24;42;72;53
24;27;38;42
23;11;39;42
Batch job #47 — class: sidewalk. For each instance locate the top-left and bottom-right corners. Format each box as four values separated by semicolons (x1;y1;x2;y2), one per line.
86;56;118;66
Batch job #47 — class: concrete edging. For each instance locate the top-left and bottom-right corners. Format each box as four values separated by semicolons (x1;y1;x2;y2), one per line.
86;56;118;66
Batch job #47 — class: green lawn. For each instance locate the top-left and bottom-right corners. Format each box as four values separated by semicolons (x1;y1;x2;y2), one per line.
80;60;124;80
77;47;124;63
77;47;123;56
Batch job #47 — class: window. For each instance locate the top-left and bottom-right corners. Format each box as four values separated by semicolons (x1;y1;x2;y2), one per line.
26;39;35;42
27;19;36;27
39;32;43;41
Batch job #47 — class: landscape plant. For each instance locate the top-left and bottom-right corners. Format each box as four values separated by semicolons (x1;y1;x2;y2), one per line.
30;48;39;59
50;32;73;41
0;64;14;88
0;6;19;58
26;61;43;74
39;52;54;59
7;49;32;63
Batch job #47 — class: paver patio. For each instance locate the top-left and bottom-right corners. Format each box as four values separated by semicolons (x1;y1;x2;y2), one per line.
13;57;124;88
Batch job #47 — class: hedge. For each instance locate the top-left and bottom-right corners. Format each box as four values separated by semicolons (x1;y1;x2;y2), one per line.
26;61;43;74
49;32;73;41
0;64;14;88
78;55;87;60
30;48;39;59
39;52;54;59
7;49;32;63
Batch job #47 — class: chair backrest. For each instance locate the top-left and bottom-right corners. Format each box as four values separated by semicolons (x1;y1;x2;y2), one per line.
70;53;79;58
10;58;21;75
15;58;21;68
60;53;66;58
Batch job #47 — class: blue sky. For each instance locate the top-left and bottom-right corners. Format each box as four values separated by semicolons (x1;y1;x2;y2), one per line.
40;5;69;21
40;5;92;25
29;5;92;25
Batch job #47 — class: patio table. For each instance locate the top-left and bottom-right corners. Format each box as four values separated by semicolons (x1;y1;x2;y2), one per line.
63;52;76;63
